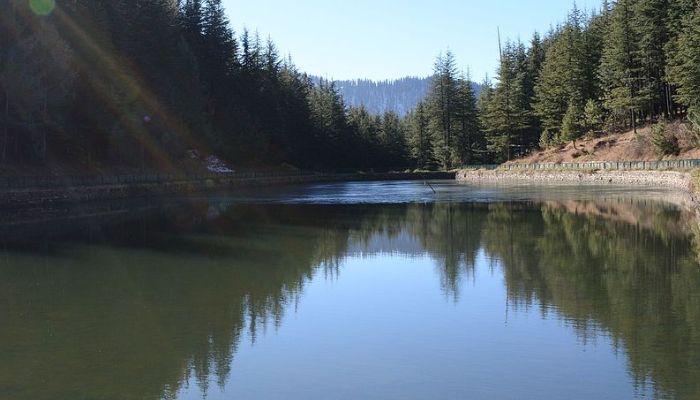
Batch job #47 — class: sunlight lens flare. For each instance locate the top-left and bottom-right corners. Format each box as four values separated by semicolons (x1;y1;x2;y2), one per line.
29;0;55;16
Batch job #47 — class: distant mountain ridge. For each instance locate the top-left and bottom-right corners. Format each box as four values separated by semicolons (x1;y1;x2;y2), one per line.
312;76;482;117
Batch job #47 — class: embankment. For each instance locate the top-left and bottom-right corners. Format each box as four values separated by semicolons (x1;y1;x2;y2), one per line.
0;171;455;208
457;168;700;203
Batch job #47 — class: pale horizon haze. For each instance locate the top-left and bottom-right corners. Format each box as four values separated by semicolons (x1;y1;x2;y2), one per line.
223;0;597;81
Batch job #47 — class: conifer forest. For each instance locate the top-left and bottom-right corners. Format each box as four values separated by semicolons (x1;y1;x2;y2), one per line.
1;0;699;171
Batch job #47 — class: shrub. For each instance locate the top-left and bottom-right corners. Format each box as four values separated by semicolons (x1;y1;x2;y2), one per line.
689;109;700;144
651;121;680;156
560;102;585;142
539;130;553;149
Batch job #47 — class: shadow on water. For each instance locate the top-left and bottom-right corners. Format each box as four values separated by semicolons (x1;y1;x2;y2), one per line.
0;184;700;399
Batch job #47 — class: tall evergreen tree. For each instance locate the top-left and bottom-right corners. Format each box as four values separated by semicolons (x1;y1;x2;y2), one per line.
453;75;482;165
600;0;646;133
379;111;408;168
484;41;529;161
667;0;700;124
308;79;354;168
348;105;380;168
201;0;238;120
202;0;238;76
665;0;698;116
407;102;433;168
523;32;546;149
582;7;608;105
634;0;670;118
180;0;204;49
428;51;459;169
534;9;589;144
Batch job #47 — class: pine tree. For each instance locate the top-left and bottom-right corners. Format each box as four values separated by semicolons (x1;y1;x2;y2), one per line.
667;1;700;122
583;99;605;134
560;101;585;143
523;32;546;149
484;41;529;161
308;79;353;168
240;28;253;71
634;0;670;118
453;75;482;165
665;0;698;116
600;0;646;133
534;9;589;144
428;51;459;169
201;0;238;120
477;76;495;124
263;37;281;78
348;105;380;168
408;102;433;168
534;32;569;139
379;111;407;168
203;0;238;76
275;63;316;167
181;0;204;48
582;7;608;104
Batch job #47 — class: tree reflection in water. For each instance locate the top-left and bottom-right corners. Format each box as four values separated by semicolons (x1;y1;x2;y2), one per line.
0;196;698;399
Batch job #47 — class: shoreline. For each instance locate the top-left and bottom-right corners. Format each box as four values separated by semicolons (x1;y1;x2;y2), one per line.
0;171;455;208
456;168;700;210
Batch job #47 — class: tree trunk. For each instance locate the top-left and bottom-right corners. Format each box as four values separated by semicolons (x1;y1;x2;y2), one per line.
631;109;637;134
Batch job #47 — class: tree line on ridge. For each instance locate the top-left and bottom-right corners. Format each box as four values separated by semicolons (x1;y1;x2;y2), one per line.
1;0;698;172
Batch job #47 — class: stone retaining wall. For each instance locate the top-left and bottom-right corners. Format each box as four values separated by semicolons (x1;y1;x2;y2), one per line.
457;169;698;201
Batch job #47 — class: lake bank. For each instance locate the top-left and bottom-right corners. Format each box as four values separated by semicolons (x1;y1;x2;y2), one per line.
0;171;455;208
457;168;700;208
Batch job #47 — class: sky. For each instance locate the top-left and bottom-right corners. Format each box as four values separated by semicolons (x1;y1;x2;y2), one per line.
222;0;597;81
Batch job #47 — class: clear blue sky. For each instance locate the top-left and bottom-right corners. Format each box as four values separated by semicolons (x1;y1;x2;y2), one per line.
223;0;597;81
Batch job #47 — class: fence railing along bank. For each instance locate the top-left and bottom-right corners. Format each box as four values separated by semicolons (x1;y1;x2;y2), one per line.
0;170;317;190
463;159;700;172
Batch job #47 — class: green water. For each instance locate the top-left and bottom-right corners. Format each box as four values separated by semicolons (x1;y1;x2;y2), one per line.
1;181;699;399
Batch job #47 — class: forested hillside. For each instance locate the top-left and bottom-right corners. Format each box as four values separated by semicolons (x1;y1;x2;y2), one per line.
476;0;700;162
0;0;698;173
0;0;414;172
411;0;700;167
334;77;432;117
318;77;482;118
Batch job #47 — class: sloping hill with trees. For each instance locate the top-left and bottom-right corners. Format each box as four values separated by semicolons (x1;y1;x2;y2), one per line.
482;0;700;162
315;77;481;118
313;77;431;117
0;0;698;175
0;0;414;172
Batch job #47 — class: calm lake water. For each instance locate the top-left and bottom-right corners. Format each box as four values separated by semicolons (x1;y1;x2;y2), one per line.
1;181;700;399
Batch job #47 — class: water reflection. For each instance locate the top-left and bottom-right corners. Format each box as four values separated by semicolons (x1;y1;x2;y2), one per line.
0;190;698;399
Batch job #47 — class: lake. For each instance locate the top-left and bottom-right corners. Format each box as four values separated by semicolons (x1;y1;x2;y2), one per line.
1;180;699;400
